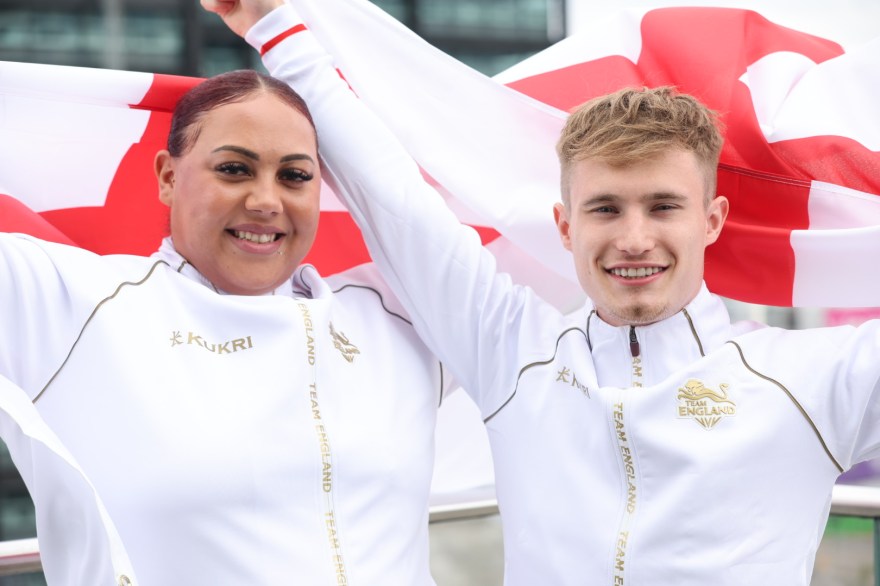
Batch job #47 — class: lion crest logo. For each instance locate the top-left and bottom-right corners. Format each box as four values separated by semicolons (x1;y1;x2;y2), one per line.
676;379;736;430
329;322;360;363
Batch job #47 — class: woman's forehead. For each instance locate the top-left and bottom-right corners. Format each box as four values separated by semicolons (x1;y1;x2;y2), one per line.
194;96;317;151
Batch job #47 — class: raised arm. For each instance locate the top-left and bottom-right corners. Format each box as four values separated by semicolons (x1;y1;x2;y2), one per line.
203;0;570;415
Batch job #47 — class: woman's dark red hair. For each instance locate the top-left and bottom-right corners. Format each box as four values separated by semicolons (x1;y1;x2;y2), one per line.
167;69;316;157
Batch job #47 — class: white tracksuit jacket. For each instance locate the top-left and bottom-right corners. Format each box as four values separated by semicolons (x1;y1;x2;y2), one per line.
249;6;880;585
0;234;445;585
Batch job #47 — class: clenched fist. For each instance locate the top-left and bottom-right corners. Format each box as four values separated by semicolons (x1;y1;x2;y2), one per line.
200;0;285;38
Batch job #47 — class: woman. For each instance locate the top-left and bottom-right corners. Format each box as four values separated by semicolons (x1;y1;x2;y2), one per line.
0;70;447;584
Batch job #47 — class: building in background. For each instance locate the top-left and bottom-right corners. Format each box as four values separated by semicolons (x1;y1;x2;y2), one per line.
0;0;565;78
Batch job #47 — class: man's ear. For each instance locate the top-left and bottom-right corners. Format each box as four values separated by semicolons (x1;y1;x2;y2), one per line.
705;195;729;245
553;202;573;251
155;150;176;207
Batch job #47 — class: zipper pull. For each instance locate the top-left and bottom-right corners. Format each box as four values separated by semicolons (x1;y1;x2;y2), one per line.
629;325;640;357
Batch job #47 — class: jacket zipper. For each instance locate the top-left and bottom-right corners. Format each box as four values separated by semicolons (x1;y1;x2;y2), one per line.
628;325;640;357
614;326;642;584
629;326;643;388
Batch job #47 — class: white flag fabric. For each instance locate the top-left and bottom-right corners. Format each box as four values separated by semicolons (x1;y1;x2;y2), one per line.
291;1;880;308
0;375;137;584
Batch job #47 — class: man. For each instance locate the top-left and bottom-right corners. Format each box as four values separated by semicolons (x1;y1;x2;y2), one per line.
553;88;727;332
205;1;880;584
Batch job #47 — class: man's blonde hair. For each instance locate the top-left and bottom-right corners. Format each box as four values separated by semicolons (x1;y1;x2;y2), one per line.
556;86;724;205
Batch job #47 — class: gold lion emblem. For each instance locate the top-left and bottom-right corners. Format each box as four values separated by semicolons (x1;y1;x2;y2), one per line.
676;379;735;430
329;322;360;363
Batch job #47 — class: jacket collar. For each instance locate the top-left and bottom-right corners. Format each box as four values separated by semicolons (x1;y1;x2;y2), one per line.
584;284;734;388
150;237;330;300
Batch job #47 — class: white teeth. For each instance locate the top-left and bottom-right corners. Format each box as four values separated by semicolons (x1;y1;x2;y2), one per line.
610;267;663;278
233;230;277;244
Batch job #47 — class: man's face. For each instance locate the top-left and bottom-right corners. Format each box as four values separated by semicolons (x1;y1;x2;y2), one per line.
554;149;728;327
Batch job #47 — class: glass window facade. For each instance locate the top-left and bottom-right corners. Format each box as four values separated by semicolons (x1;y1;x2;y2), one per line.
376;0;565;75
0;0;564;76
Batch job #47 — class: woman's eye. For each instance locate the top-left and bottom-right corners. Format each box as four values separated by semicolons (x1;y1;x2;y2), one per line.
279;168;314;182
216;162;250;176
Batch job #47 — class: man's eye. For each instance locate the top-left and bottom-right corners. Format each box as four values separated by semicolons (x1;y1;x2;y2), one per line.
591;206;617;214
279;168;313;182
216;162;250;176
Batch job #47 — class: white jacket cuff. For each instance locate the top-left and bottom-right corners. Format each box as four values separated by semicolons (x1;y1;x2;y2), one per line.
244;3;306;54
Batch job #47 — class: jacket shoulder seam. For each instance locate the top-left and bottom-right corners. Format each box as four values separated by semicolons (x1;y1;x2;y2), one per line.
727;340;843;473
33;260;169;404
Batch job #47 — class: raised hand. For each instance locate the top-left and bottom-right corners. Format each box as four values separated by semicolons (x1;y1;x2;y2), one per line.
200;0;285;38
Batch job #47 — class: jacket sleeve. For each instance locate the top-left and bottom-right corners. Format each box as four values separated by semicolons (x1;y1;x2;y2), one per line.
0;234;108;399
245;5;572;416
829;322;880;468
0;373;138;584
791;323;880;470
736;324;880;471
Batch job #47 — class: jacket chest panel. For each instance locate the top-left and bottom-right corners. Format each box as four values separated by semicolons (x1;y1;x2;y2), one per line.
34;281;439;535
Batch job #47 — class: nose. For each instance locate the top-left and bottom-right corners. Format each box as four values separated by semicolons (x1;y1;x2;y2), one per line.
244;178;283;216
615;212;655;255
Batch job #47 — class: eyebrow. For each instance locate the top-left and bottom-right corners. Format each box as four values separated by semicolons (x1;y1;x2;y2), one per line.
212;145;315;165
581;192;687;207
581;194;618;207
643;192;687;203
280;153;315;164
213;145;259;160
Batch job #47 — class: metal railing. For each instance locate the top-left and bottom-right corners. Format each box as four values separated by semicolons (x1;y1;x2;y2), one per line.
2;484;879;580
0;537;40;576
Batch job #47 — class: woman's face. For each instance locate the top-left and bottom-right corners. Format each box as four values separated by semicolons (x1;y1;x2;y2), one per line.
156;92;321;295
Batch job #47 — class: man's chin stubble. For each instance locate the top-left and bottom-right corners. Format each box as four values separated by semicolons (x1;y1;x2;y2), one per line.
611;303;671;327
